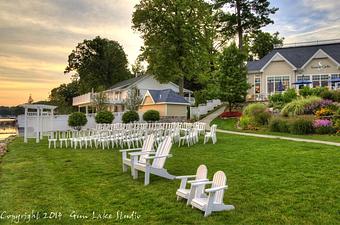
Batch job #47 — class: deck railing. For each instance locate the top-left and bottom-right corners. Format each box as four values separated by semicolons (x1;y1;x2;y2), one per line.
72;93;93;106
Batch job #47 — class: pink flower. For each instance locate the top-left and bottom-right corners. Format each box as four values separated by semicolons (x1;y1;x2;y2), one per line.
313;119;332;128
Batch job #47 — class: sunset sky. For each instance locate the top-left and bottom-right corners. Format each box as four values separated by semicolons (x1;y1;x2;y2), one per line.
0;0;339;106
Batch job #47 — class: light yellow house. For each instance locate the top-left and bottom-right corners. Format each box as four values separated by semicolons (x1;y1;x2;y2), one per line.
247;40;340;101
139;89;190;120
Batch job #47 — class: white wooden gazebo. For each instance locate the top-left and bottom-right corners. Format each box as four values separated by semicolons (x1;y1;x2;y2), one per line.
21;104;57;143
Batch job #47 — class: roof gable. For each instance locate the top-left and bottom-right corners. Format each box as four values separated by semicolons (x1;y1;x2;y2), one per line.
247;43;340;72
260;52;297;72
301;49;340;69
109;75;148;90
146;89;189;105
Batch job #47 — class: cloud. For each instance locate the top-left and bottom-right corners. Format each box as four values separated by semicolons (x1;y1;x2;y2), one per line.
0;0;143;106
0;0;339;106
263;0;340;44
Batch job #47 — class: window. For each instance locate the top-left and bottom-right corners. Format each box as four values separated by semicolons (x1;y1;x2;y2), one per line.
331;74;340;90
267;76;290;94
254;77;261;94
312;75;329;88
297;75;310;81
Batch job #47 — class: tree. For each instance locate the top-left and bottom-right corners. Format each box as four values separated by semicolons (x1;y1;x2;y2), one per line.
95;111;114;124
0;106;24;116
143;110;160;122
68;112;87;131
246;31;284;60
49;81;79;114
216;43;250;112
122;111;140;123
132;0;215;95
64;36;132;93
131;57;146;77
92;86;109;112
214;0;278;50
124;87;142;111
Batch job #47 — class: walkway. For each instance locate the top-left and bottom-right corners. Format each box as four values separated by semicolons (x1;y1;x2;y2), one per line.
199;106;225;130
217;129;340;147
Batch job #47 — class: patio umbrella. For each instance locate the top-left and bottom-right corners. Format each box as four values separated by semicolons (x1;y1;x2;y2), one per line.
329;78;340;83
292;81;312;85
277;80;284;92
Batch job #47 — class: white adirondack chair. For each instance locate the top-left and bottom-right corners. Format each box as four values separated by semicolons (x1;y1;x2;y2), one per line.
129;136;174;185
176;164;208;204
120;134;155;177
204;124;217;144
190;171;234;216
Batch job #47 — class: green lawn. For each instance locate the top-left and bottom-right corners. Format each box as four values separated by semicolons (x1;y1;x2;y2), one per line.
0;135;339;225
212;117;340;143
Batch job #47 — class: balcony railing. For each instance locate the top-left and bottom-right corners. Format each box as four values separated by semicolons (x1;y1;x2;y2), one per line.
73;92;124;106
72;93;93;106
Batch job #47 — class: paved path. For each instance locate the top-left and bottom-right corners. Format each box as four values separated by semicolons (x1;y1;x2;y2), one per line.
217;129;340;147
199;106;225;130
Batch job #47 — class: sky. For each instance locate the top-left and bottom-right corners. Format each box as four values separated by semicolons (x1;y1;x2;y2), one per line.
0;0;339;106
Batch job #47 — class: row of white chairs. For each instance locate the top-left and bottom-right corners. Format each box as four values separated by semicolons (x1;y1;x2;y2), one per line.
47;122;214;149
95;122;205;132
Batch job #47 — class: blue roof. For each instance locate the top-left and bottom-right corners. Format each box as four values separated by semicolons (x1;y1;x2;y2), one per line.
147;89;189;105
247;43;340;72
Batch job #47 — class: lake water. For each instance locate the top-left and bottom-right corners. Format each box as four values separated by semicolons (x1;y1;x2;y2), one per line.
0;118;17;141
0;133;13;141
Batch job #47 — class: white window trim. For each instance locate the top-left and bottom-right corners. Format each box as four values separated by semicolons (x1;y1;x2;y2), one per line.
265;75;291;95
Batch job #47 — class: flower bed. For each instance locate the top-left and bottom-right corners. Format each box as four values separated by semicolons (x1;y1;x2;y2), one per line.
220;111;242;118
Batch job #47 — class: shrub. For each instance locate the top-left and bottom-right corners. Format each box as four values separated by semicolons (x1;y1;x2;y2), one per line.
299;86;312;97
239;116;252;130
95;111;114;124
289;118;314;134
282;88;298;103
122;111;139;123
311;87;327;96
269;89;297;109
281;96;321;116
313;119;335;134
319;89;334;100
143;110;160;122
269;117;290;133
243;103;271;126
333;118;340;130
243;103;267;116
304;99;333;114
68;112;87;130
254;111;271;125
268;93;284;109
332;90;340;102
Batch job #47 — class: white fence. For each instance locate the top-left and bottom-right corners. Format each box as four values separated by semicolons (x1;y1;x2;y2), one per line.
17;112;145;134
190;99;222;119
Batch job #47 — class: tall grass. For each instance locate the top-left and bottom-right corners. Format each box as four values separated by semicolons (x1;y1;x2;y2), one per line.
281;96;321;116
